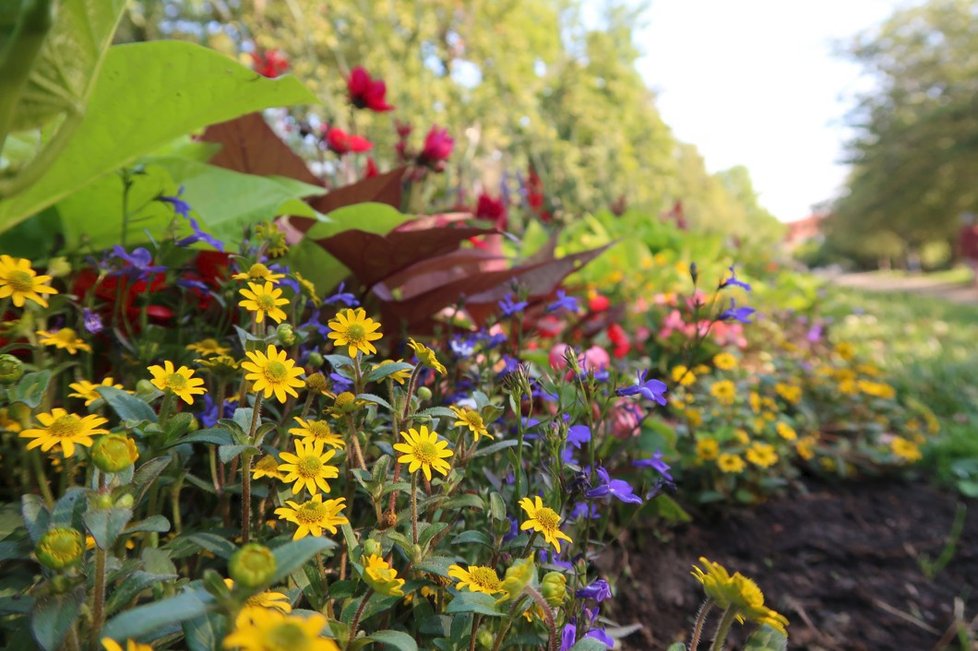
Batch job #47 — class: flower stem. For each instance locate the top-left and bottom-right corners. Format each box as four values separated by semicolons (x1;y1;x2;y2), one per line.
242;394;263;543
708;606;737;651
410;472;419;545
689;599;715;651
525;585;559;651
491;596;528;651
90;474;109;649
29;449;54;507
346;588;373;650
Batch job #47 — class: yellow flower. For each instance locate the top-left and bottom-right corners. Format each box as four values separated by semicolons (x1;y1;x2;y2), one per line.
890;436;922;463
255;222;289;258
222;607;337;651
746;442;778;468
857;380;895;400
451;406;492;441
408;338;446;375
834;341;855;361
294;272;320;306
717;454;745;474
68;377;125;406
0;408;22;433
37;328;91;355
713;352;737;370
274;495;349;540
289;418;345;449
252;456;288;481
186;338;230;356
327;308;382;358
686;408;703;428
448;564;503;595
101;639;153;651
691;556;738;609
239;281;289;324
774;383;802;404
696;438;719;462
148;361;207;405
671;365;696;386
749;391;761;413
223;579;293;614
196;354;241;374
0;255;58;308
20;409;109;457
691;557;788;635
363;554;405;597
796;436;817;461
393;425;453;481
373;359;411;384
775;422;797;441
710;380;736;406
242;345;305;403
519;495;572;551
838;379;857;395
232;263;286;284
733;428;750;444
276;439;340;495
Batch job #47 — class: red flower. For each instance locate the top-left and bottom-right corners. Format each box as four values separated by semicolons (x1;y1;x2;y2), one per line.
416;126;454;171
323;126;373;155
251;49;289;78
526;164;552;222
588;293;610;312
476;193;507;230
363;157;379;179
73;269;174;326
347;66;394;112
607;323;631;358
194;251;232;288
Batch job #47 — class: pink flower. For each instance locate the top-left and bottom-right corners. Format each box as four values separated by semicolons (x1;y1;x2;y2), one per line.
363;157;379;179
251;50;289;78
580;346;610;373
346;66;394;112
549;343;571;371
611;401;643;439
416;126;454;171
659;309;686;339
323;127;372;155
476;193;507;230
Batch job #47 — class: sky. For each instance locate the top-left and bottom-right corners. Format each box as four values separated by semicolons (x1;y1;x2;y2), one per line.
631;0;901;222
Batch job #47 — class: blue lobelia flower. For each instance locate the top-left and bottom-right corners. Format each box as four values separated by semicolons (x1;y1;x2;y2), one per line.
324;281;359;307
615;370;668;406
546;289;579;313
718;298;756;323
576;578;612;602
82;308;104;335
633;450;673;482
719;264;752;292
585;467;643;504
111;246;166;280
498;292;528;317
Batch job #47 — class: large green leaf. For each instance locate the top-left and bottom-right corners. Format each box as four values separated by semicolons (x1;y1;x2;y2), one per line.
0;39;316;232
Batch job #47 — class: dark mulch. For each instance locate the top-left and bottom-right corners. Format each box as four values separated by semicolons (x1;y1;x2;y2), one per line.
604;479;978;650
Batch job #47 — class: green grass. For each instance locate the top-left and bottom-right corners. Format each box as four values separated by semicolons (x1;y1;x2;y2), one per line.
850;266;973;284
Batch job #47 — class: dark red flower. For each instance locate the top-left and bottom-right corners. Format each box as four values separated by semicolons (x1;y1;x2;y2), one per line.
194;251;232;288
363;157;379;179
346;66;394;112
416;126;454;171
607;323;631;358
323;126;373;155
588;293;610;312
395;120;413;139
526;164;552;222
251;49;289;78
476;193;508;230
73;269;174;327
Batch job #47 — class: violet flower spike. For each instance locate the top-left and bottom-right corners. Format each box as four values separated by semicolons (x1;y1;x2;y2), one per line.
615;370;668;406
633;450;674;482
719;298;755;324
585;467;643;504
498;292;528;317
546;289;579;313
719;264;752;292
82;308;103;335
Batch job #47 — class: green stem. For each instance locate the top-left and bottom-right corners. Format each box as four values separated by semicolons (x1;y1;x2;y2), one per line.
708;606;737;651
29;449;54;506
242;394;263;543
524;586;559;651
346;588;373;650
90;474;109;649
689;599;715;651
410;472;419;545
491;596;528;651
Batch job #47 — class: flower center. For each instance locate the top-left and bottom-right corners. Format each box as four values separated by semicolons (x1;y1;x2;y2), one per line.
265;622;309;651
470;567;501;590
257;293;277;311
264;360;288;382
49;415;81;439
297;455;322;477
166;373;188;390
296;501;327;524
534;508;559;530
345;324;365;342
308;421;332;439
412;440;439;465
7;270;35;292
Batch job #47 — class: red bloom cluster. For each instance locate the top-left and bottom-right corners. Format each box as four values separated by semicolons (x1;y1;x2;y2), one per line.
323;127;372;155
526;164;552;222
251;49;289;78
347;66;394;112
416;126;454;171
475;193;507;230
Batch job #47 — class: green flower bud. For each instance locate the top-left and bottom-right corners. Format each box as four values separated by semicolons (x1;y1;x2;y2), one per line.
0;354;24;384
306;352;324;368
35;528;84;570
46;256;72;278
476;629;494;649
228;543;276;588
362;538;383;558
94;493;114;510
416;386;432;401
50;574;72;594
540;571;567;607
276;324;296;347
115;494;134;509
496;558;536;605
91;434;139;474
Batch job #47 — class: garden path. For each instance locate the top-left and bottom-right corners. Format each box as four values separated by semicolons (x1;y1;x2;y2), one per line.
828;271;978;305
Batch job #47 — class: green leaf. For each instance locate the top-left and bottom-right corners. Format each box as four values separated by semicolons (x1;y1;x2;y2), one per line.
83;507;132;549
473;439;524;458
49;487;85;529
132;456;171;507
416;555;457;578
369;630;418;651
0;40;316;232
488;492;506;522
101;588;214;641
450;530;491;546
105;570;179;616
31;587;84;651
98;386;157;423
183;611;227;651
365;361;414;384
270;537;338;584
21;493;49;544
172;428;236;447
358;393;393;410
123;515;170;535
570;639;610;651
9;370;50;408
219;444;258;464
180;532;237;560
444;591;502;617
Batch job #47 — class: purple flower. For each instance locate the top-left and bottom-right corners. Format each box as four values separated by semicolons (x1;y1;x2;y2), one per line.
177;278;210;293
633;451;673;482
502;516;520;543
82;308;103;335
480;331;507;349
162;187;225;252
718;299;755;324
576;578;612;602
807;322;824;343
158;187;191;218
547;289;579;313
719;265;751;292
324;282;359;307
538;548;574;571
329;372;353;393
199;396;238;429
449;335;476;358
585;628;614;648
615;370;668;406
111;246;166;280
561;424;591;464
302;312;331;339
569;501;601;521
498;293;528;317
586;467;643;504
497;355;520;379
560;623;577;651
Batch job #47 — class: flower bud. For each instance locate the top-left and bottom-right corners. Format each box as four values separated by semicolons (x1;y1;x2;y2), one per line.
496;558;536;605
228;543;276;588
94;494;114;510
416;386;432;402
332;392;359;414
91;434;139;473
362;538;382;558
46;256;72;278
276;324;296;347
305;372;328;394
476;629;494;649
0;354;24;384
50;574;72;594
115;494;134;509
307;351;325;369
35;528;84;570
540;571;567;607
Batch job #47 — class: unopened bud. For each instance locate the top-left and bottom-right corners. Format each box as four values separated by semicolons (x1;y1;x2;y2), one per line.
91;434;139;473
362;538;382;558
540;571;567;606
305;372;328;394
416;386;432;402
276;324;296;347
0;354;24;384
306;352;324;369
228;543;276;588
35;528;84;570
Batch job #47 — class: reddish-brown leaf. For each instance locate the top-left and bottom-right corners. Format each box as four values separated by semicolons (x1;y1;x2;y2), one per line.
305;166;407;223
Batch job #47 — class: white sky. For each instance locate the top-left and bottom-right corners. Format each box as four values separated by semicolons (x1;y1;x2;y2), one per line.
632;0;900;222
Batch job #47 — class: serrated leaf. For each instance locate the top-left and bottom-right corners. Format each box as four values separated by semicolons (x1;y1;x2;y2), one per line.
270;537;338;585
370;630;418;651
31;587;84;651
98;386;157;423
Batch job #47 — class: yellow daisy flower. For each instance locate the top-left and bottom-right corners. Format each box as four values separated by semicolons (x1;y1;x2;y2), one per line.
0;255;58;308
450;406;492;441
362;554;405;597
231;263;285;284
252;455;288;481
775;421;797;441
733;428;751;444
408;338;446;375
293;272;320;306
891;436;922;462
448;564;503;595
519;495;573;551
101;639;153;651
37;328;90;355
276;439;340;495
695;438;719;462
289;418;345;449
223;579;292;614
795;436;817;461
774;383;802;404
20;409;109;457
274;495;349;540
748;391;761;413
0;408;22;433
746;442;778;468
713;352;737;371
68;377;125;406
241;345;305;403
393;425;453;481
327;308;382;358
671;365;696;386
148;361;206;405
238;281;289;324
710;380;736;406
717;453;745;474
691;557;788;635
186;338;230;356
222;607;337;651
373;359;411;384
